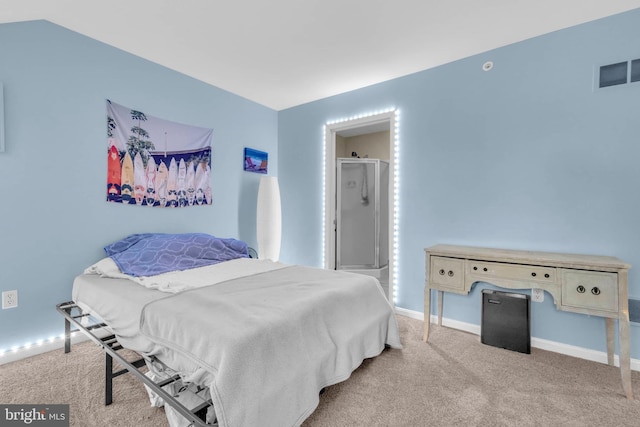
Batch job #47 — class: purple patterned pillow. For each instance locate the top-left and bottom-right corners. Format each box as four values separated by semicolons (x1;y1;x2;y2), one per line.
104;233;248;277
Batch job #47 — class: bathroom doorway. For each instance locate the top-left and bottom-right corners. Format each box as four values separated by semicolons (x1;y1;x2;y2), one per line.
324;111;396;303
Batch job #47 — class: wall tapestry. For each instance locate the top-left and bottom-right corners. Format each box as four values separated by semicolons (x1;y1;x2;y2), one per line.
106;100;213;207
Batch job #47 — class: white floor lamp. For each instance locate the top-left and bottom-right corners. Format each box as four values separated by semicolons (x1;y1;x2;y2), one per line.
256;176;281;261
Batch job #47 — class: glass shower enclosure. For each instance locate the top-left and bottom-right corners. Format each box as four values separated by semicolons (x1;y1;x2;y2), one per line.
336;158;389;271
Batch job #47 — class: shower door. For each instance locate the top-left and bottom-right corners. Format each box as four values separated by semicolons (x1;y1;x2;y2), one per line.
336;159;388;270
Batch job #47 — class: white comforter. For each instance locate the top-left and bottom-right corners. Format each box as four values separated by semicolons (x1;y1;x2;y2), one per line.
85;256;286;292
84;258;401;427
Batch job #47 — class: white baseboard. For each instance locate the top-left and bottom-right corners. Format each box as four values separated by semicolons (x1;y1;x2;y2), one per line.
394;307;640;372
0;333;94;366
394;306;424;321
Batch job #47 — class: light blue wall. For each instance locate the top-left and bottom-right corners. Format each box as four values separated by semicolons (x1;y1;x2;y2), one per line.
0;21;277;351
279;10;640;355
3;11;640;358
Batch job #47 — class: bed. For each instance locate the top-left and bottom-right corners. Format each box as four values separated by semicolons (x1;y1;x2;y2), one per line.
57;233;401;427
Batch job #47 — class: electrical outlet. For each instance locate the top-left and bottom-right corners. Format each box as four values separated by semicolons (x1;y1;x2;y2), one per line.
531;288;544;303
2;290;18;309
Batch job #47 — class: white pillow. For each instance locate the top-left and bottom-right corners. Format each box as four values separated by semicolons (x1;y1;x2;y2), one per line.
84;257;128;278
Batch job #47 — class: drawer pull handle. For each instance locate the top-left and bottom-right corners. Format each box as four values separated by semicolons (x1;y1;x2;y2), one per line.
473;266;478;271
531;272;537;277
439;269;445;275
591;287;601;296
577;285;586;293
483;267;488;272
448;270;454;277
544;273;550;278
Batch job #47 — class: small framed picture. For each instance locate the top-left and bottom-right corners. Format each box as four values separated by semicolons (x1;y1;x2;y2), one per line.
244;147;268;174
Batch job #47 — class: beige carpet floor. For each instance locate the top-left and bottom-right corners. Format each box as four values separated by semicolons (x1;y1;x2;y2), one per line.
1;315;640;426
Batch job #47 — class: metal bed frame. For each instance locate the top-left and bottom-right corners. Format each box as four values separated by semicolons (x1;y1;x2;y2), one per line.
56;301;217;427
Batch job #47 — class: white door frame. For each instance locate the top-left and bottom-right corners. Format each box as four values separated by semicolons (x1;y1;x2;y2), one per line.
324;110;397;304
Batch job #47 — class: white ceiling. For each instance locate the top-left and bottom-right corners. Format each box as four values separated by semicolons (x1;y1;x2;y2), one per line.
3;0;640;110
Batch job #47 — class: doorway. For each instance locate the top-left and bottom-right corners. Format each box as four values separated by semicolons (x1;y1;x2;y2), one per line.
324;110;397;303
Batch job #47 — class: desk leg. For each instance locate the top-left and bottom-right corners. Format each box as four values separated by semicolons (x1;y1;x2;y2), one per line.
605;318;615;366
423;287;432;342
437;291;444;326
619;315;634;400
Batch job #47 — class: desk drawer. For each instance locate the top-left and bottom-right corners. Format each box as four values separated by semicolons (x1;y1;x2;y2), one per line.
561;270;618;313
430;256;464;291
467;260;556;284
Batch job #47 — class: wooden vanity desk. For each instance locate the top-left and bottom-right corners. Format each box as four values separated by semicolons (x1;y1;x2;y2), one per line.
422;244;633;399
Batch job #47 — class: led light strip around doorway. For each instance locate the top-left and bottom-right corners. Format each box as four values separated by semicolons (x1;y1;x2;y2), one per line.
323;108;400;304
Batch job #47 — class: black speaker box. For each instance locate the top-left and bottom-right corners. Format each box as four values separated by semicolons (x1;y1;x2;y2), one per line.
481;289;531;354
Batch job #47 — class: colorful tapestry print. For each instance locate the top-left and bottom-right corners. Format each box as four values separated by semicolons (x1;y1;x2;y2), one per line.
106;100;213;207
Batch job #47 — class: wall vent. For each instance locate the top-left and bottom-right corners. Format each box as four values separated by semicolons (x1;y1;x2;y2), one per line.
631;59;640;83
598;58;640;88
599;62;628;88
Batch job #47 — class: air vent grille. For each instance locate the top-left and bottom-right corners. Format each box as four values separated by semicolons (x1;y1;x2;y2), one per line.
631;59;640;83
599;58;640;88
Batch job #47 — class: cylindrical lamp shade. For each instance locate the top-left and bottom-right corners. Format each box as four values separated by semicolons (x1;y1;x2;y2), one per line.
256;176;282;261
